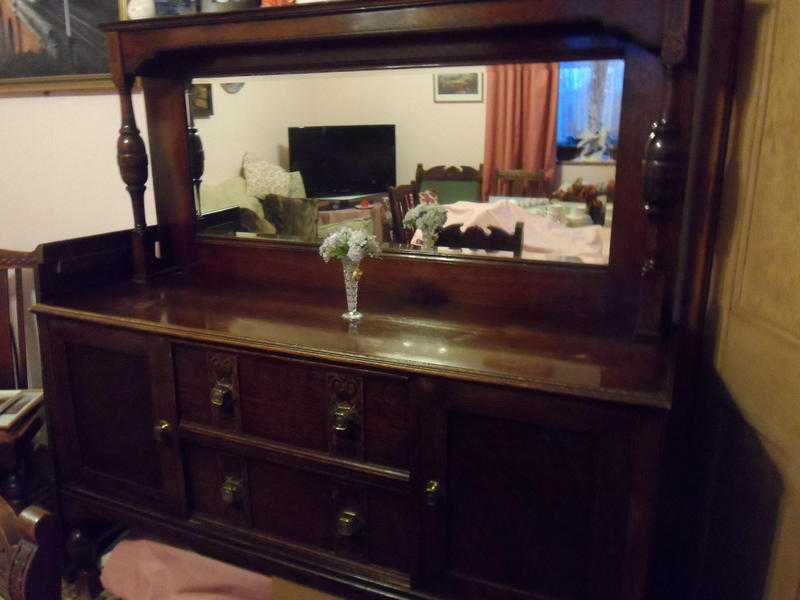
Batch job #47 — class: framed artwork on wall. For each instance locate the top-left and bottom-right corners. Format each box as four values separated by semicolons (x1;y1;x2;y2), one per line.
433;71;484;103
0;0;126;95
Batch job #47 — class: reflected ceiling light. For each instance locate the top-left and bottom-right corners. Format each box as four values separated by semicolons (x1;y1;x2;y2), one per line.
221;82;245;94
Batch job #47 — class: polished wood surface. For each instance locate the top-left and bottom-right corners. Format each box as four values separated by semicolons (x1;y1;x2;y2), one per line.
0;499;60;600
33;272;670;406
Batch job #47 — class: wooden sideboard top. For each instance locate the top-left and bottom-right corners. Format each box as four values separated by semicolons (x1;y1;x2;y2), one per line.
32;273;672;410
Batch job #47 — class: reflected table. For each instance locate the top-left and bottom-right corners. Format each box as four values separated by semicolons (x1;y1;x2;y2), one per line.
412;199;612;264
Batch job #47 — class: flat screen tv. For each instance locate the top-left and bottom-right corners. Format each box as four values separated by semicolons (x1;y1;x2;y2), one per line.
288;125;396;198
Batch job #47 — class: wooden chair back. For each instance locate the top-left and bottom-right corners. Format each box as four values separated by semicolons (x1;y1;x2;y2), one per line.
414;164;483;203
491;169;548;197
0;251;37;390
387;184;418;244
436;222;524;258
0;498;60;600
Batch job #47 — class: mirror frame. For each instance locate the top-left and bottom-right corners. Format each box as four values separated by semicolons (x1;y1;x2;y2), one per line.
102;0;696;335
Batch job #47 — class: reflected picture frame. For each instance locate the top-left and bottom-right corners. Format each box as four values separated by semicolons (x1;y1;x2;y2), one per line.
189;83;213;118
433;71;484;103
0;0;127;95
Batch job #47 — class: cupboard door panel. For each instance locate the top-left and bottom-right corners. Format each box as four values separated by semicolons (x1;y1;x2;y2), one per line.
419;380;663;600
68;343;160;488
41;319;185;514
448;414;602;599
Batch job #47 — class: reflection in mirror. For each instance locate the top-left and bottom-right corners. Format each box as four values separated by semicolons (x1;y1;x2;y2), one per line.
194;60;623;265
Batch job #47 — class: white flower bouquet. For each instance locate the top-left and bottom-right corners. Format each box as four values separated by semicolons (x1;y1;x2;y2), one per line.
403;204;448;249
319;227;381;264
319;227;381;322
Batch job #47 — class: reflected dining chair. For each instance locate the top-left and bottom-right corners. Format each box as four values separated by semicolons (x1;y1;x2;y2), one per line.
435;221;524;258
387;184;419;244
0;250;37;390
414;164;482;204
491;169;548;197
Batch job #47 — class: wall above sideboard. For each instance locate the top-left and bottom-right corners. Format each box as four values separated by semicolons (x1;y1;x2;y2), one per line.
0;93;156;251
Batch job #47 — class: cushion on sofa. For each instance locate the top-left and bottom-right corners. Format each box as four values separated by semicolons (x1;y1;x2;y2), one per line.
242;153;290;198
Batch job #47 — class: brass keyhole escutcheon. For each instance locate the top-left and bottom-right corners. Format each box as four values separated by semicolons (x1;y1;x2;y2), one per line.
210;381;234;411
425;479;442;507
153;420;172;445
220;476;243;506
333;403;355;434
336;509;364;537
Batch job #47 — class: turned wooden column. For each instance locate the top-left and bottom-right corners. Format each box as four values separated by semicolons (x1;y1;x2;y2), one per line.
636;1;691;337
116;76;151;284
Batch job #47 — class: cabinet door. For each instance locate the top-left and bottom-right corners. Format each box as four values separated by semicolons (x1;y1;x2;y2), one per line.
416;380;664;600
41;319;186;515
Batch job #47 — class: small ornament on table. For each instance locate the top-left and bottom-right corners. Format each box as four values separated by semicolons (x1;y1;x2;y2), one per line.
550;178;605;225
403;203;447;251
319;228;381;322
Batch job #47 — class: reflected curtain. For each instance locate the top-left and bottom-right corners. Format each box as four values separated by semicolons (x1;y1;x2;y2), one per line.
482;63;559;199
556;60;624;144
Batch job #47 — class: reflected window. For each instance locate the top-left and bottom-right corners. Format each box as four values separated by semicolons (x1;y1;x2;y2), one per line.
556;60;624;160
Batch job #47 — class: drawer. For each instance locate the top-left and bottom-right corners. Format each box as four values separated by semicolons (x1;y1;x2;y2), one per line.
183;442;412;574
174;345;412;469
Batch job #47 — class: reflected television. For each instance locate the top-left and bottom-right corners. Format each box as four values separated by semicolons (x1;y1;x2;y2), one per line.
288;125;396;198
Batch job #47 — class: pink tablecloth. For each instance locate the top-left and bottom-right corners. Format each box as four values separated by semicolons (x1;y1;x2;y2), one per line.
413;200;609;264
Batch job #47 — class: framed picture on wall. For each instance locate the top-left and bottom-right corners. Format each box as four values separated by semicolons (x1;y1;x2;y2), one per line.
189;83;213;118
433;71;484;103
0;0;126;95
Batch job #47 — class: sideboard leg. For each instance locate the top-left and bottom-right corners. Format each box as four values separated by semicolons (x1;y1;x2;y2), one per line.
66;527;102;600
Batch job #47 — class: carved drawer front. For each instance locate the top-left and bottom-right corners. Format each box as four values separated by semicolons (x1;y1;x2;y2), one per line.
174;345;411;469
174;346;241;431
182;442;411;574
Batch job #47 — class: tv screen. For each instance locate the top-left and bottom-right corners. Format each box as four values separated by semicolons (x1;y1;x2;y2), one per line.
288;125;396;198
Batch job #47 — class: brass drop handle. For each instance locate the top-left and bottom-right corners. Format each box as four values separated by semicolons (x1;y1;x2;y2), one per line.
220;476;243;506
332;403;356;434
336;509;364;537
210;381;234;411
425;479;442;508
153;420;172;445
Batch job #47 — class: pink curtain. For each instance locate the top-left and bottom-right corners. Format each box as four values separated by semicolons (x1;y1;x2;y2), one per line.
482;63;560;199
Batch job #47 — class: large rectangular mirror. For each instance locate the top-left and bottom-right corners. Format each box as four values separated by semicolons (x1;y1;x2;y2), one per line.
193;60;623;266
